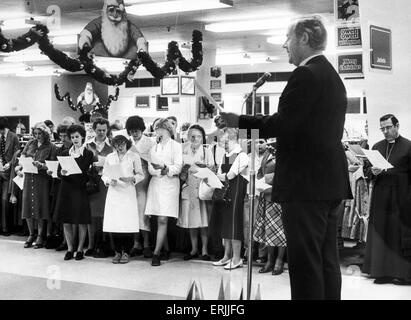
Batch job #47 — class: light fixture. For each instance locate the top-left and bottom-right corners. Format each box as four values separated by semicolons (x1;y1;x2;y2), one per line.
51;35;79;46
0;17;42;31
94;57;129;73
16;67;63;77
127;0;233;16
3;51;70;62
0;63;27;75
205;17;291;33
216;52;279;66
267;35;286;46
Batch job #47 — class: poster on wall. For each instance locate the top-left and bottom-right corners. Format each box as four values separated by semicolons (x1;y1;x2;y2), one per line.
335;0;360;24
337;25;362;47
370;25;392;71
338;53;363;77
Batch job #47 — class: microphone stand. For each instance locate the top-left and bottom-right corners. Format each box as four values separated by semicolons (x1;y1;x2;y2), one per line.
246;86;257;300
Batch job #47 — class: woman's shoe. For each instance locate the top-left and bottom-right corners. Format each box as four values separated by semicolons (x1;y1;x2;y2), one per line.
56;243;68;252
213;259;231;266
84;248;94;257
119;252;130;264
33;235;44;249
151;254;161;266
112;252;121;264
130;247;143;257
272;264;284;276
224;259;243;270
259;266;274;273
143;247;153;258
201;254;211;261
160;251;170;261
24;235;36;248
75;251;84;261
64;251;74;261
373;277;393;284
183;252;199;260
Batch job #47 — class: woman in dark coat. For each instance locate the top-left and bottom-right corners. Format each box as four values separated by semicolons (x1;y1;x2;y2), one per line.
54;125;94;261
15;122;56;249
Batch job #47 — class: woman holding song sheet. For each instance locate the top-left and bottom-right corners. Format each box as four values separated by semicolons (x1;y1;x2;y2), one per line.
16;122;56;249
102;134;144;264
54;125;94;261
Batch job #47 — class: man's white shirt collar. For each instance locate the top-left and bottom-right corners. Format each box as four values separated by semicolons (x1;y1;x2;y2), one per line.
299;53;323;67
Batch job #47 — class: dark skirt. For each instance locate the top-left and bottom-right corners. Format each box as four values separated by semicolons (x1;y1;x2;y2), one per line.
21;173;51;220
210;175;248;241
89;179;108;218
54;179;91;225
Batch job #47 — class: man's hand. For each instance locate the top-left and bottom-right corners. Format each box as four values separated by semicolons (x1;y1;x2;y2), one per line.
371;167;383;176
61;169;68;176
220;112;240;128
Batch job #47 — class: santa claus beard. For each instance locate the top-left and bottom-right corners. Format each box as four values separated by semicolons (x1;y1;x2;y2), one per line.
101;11;129;57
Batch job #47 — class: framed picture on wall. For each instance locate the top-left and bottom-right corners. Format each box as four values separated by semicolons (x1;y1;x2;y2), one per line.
181;76;195;95
211;92;222;102
210;80;221;90
135;95;150;108
161;76;179;95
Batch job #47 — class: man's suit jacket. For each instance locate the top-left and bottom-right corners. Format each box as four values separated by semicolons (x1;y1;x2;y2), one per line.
239;55;352;202
1;131;20;179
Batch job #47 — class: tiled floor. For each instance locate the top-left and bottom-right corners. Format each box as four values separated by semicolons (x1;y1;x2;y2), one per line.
0;237;410;300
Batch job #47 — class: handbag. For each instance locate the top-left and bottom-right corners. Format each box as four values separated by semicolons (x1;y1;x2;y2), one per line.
199;179;214;200
212;176;231;203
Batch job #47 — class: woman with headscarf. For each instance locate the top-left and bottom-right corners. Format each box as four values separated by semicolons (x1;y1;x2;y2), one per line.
177;124;214;261
15;122;56;249
145;119;182;266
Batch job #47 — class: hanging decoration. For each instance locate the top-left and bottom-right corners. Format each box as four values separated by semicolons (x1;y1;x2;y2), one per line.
0;24;203;86
54;83;120;118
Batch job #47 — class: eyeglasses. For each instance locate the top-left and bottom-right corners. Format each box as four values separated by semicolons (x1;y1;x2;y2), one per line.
380;125;394;132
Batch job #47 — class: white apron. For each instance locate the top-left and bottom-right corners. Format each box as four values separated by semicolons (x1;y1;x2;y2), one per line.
102;151;140;233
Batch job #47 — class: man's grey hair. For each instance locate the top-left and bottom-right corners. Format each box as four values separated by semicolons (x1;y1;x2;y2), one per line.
292;15;327;51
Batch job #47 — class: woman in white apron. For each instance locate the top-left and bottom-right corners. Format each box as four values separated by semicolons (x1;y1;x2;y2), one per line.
145;119;182;266
102;135;144;264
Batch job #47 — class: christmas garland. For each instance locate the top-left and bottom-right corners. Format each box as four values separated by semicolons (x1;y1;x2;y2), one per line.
0;24;203;85
54;83;120;116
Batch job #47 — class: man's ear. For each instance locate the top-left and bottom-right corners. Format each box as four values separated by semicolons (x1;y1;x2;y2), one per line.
299;31;309;45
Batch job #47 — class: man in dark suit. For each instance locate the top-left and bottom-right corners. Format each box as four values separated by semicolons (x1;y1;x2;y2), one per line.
0;118;20;236
221;16;352;299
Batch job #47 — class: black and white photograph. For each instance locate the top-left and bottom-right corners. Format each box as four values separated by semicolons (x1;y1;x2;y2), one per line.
0;0;410;309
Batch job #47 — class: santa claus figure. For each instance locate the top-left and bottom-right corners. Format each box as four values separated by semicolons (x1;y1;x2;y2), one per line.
77;82;100;113
78;0;148;59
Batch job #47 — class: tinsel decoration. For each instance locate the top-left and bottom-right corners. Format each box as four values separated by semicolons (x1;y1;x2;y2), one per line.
177;30;203;73
54;83;120;117
0;24;203;85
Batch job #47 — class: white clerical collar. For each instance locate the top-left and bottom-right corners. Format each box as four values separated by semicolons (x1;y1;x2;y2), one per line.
226;144;242;157
299;53;323;67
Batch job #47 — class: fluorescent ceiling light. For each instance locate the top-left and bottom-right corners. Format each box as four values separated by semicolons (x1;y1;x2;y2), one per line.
127;0;232;16
16;67;63;77
0;63;27;75
205;17;292;33
51;35;78;46
267;36;286;45
0;18;34;31
94;58;129;73
3;51;71;62
216;52;279;66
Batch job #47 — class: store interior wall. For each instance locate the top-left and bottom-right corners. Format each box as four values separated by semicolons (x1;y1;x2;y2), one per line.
360;0;411;145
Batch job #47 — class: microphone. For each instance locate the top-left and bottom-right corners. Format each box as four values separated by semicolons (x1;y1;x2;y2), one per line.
253;72;272;89
245;72;272;99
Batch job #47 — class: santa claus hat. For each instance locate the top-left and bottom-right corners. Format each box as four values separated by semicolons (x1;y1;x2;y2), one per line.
104;0;125;10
